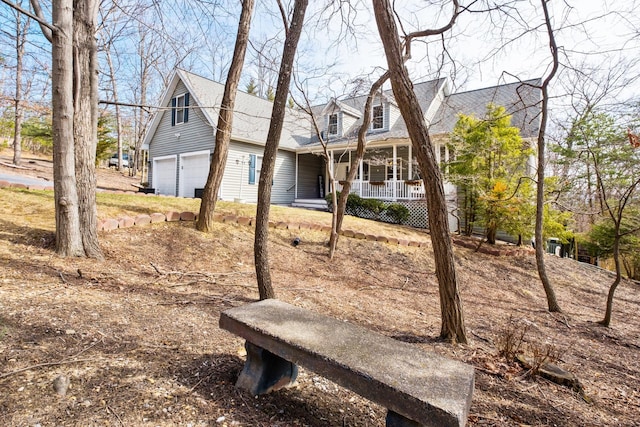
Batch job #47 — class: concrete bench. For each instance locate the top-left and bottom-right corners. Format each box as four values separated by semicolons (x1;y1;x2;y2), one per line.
219;299;475;427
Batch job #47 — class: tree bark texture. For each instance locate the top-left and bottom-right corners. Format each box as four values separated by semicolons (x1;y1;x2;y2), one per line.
331;71;390;254
535;0;561;312
52;0;83;256
372;0;467;343
73;0;102;258
254;0;308;300
600;233;622;327
197;0;255;232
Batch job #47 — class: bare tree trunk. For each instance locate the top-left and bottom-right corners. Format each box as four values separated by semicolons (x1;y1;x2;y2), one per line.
12;3;29;166
197;0;255;232
535;0;561;312
254;0;308;300
373;0;467;343
331;71;390;254
600;233;622;327
50;0;83;256
73;0;102;258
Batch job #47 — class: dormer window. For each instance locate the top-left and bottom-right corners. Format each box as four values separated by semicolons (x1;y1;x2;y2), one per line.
372;104;384;130
328;113;339;136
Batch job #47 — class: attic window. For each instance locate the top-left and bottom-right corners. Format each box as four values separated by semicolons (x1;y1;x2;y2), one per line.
171;93;190;126
328;113;338;136
372;104;384;130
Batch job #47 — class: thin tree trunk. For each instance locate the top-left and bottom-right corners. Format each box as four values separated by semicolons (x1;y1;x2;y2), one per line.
197;0;255;232
600;233;621;327
12;5;29;166
52;0;83;256
373;0;467;344
73;0;102;258
254;0;308;300
535;0;561;312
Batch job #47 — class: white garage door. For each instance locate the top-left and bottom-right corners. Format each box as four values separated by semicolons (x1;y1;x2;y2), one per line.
153;156;177;196
180;151;210;198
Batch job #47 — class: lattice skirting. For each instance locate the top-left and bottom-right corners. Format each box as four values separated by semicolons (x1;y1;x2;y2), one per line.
348;200;430;229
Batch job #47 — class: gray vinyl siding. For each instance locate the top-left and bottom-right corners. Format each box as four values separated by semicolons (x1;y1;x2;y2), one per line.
220;141;297;205
388;103;401;130
148;81;214;194
297;153;324;198
272;150;297;204
342;112;358;135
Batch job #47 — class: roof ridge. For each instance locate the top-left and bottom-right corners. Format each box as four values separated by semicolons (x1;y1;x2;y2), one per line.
451;78;541;97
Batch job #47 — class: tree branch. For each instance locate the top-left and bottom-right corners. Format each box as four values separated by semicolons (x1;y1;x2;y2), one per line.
22;0;53;41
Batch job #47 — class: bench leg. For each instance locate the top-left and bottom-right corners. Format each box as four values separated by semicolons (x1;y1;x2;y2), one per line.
235;341;298;395
386;411;423;427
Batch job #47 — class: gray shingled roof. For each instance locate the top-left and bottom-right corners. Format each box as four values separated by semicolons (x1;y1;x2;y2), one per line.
429;79;542;138
181;70;312;150
302;78;447;147
146;70;541;152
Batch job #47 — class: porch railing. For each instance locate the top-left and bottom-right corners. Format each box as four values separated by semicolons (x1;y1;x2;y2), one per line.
335;180;426;200
334;180;456;201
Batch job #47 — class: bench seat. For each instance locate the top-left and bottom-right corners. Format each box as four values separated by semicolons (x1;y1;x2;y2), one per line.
220;299;474;427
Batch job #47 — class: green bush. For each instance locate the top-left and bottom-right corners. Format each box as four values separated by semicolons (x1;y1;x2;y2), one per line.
326;191;385;216
386;203;410;224
360;198;386;216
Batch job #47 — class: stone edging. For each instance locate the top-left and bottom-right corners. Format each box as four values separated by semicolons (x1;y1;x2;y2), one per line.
0;183;529;256
97;210;430;248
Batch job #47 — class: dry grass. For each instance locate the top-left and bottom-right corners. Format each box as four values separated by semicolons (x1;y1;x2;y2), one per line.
1;161;639;426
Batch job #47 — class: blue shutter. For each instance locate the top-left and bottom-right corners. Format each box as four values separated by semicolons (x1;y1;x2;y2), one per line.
184;92;189;123
171;97;176;126
248;154;256;184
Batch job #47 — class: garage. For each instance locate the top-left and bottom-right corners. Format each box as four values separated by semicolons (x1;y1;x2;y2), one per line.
153;156;177;196
179;151;210;198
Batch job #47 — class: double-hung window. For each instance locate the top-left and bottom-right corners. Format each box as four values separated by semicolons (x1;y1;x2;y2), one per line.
171;93;189;126
328;113;339;136
372;104;384;130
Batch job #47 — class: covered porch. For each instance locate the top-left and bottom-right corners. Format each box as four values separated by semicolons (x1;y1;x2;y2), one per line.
326;143;455;201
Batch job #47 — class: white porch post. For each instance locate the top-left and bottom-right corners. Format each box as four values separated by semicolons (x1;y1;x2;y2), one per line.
408;144;412;180
392;144;397;200
329;150;334;194
358;156;363;196
295;153;298;199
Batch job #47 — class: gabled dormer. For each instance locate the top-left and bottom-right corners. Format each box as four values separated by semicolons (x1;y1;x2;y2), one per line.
368;92;398;133
320;98;361;139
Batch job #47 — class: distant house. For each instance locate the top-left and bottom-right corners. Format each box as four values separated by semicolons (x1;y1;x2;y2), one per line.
143;69;541;229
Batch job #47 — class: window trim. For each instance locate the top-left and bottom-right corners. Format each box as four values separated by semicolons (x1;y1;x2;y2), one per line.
371;104;385;131
327;113;339;136
171;92;189;126
248;154;263;185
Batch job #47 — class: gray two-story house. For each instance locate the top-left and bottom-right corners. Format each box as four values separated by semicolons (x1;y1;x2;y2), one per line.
143;69;540;228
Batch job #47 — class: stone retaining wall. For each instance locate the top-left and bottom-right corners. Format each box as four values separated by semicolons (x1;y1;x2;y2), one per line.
0;183;532;256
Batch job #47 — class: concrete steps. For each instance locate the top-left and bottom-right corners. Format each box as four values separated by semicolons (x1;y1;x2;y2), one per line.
291;198;328;211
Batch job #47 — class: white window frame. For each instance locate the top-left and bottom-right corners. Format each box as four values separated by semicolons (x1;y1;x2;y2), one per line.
254;155;263;185
371;104;385;130
328;113;339;136
174;93;186;125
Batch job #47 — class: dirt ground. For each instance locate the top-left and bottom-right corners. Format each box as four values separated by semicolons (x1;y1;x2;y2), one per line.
1;152;639;426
